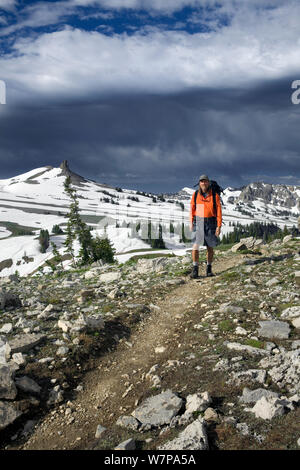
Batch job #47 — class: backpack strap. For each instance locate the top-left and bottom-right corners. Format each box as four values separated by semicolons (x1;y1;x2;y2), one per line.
193;189;198;207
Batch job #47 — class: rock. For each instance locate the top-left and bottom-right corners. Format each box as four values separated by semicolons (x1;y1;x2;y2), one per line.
95;424;106;438
266;278;280;287
185;392;212;414
159;417;209;450
15;376;41;395
47;385;64;406
0;401;22;431
136;257;169;274
218;304;245;315
8;333;45;354
259;349;300;393
132;389;183;427
57;319;72;333
99;272;121;283
203;407;219;422
225;342;269;356
236;423;250;436
257;321;290;339
231;242;248;252
76;289;95;302
283;235;293;243
12;352;26;366
281;306;300;328
0;289;22;309
250;396;286;420
0;338;11;365
0;323;13;334
294;271;300;286
235;327;247;336
56;346;69;356
107;288;126;300
0;365;17;399
240;236;256;248
84;269;99;280
229;369;267;386
116;415;140;430
74;313;104;331
114;438;136;450
239;387;279;404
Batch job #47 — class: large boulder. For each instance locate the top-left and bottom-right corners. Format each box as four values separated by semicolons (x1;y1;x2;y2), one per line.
0;365;17;399
8;333;45;354
257;321;290;340
159;417;209;450
0;401;22;431
136;257;170;274
132;390;183;427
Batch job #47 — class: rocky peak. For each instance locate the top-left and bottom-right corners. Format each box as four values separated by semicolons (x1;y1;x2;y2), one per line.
58;160;86;186
237;182;300;210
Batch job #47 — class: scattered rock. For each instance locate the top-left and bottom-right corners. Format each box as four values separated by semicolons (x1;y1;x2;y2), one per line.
131;390;183;427
239;387;279;404
257;321;290;339
114;438;136;450
95;424;106;438
159;417;209;450
0;401;22;431
250;396;287;420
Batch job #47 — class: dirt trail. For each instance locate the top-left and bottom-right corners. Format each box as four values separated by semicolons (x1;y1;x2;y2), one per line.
17;253;244;450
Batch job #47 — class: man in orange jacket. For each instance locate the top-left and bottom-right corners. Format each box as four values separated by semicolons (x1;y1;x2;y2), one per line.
190;175;222;278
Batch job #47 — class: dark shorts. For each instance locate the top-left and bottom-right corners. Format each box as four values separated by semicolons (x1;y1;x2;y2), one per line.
191;217;219;248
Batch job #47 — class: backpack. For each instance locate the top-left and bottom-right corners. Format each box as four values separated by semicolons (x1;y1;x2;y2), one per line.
193;180;223;218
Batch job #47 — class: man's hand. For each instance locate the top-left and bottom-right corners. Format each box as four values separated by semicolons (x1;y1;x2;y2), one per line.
215;227;221;237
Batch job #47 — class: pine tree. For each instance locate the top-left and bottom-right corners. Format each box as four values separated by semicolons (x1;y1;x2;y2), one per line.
39;229;49;253
63;176;115;266
52;224;63;235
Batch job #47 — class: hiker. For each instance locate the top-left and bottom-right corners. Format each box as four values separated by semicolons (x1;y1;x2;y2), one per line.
190;175;222;278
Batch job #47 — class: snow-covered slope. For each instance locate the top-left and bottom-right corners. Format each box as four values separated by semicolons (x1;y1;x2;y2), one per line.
0;162;299;277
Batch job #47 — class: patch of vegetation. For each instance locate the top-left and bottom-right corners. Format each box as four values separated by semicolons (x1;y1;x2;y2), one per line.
218;320;235;332
220;271;240;281
243;338;264;349
0;221;36;237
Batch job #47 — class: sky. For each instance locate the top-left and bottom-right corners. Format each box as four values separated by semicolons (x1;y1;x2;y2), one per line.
0;0;300;193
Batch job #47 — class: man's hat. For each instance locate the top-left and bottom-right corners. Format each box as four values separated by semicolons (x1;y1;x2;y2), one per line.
198;174;209;182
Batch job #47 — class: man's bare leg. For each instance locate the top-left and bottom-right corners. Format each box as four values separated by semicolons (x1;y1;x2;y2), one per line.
192;249;199;264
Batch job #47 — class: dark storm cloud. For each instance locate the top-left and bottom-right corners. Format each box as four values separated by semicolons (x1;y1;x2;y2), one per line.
1;75;299;192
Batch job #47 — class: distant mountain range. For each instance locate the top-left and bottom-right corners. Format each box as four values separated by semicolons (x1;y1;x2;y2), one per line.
0;161;299;277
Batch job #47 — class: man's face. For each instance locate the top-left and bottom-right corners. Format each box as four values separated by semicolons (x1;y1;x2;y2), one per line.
199;179;210;192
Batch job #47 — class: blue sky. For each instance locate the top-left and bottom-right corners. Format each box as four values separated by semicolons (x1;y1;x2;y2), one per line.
0;0;300;192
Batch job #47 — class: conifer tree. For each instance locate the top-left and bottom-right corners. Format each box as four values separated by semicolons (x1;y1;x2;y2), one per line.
63;176;115;266
39;229;50;253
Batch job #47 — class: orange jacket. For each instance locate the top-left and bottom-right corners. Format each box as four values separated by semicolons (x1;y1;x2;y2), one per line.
190;188;222;228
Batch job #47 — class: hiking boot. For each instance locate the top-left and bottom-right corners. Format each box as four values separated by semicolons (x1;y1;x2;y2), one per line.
206;264;214;277
190;265;199;279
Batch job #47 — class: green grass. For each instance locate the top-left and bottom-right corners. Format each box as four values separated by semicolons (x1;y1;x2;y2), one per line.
0;221;37;237
218;320;235;332
220;271;240;281
243;339;264;349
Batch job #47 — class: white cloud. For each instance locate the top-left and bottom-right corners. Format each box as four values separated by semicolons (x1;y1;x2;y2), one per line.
1;1;300;104
0;0;17;10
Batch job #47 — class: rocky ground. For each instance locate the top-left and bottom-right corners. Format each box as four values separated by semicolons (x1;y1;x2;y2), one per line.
0;235;299;451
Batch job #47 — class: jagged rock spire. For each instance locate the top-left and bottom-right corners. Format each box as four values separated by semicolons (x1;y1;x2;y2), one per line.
58;160;86;185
